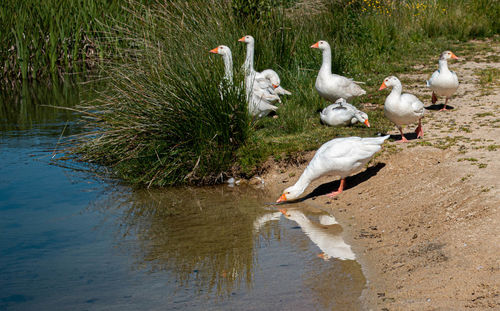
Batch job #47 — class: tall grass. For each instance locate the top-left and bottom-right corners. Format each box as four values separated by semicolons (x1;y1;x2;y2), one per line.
0;0;141;89
74;1;249;187
73;0;499;187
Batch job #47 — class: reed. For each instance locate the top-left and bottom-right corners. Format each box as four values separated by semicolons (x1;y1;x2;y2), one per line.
0;0;134;89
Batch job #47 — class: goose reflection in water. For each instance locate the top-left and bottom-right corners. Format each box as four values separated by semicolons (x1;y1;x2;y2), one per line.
279;208;356;261
253;211;282;232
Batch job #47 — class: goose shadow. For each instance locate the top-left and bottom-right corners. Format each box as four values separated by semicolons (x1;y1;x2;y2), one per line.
425;104;454;111
276;162;386;204
389;133;419;141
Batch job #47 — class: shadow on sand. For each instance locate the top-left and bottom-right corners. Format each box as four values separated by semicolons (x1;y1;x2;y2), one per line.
389;133;420;141
276;162;386;205
425;104;454;111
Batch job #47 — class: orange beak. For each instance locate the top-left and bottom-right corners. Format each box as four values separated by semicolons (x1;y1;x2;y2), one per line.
209;47;218;54
279;208;290;217
364;119;370;127
238;36;246;42
451;52;458;60
310;42;319;48
378;82;387;91
272;84;279;89
277;193;287;203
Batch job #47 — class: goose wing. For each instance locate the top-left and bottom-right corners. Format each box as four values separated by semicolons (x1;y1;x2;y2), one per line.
427;69;440;87
402;93;425;116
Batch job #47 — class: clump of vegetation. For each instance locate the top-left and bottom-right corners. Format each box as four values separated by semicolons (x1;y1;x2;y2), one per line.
73;1;249;187
70;0;499;187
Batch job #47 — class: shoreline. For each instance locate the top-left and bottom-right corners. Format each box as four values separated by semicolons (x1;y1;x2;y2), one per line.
259;41;500;310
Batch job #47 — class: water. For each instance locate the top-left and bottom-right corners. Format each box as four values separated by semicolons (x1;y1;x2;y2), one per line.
0;84;366;310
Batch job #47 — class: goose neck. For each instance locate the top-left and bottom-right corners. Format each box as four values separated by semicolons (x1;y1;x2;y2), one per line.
319;46;332;75
438;59;449;72
294;173;312;196
243;42;255;74
388;83;402;98
222;53;233;84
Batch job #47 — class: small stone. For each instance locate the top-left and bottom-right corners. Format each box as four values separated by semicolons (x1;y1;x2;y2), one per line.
412;233;418;239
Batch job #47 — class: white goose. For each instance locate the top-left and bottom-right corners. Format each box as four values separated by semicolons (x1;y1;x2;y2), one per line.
276;135;389;202
238;35;291;99
210;45;278;117
279;209;356;261
427;51;459;111
259;69;292;96
320;98;370;127
379;76;425;142
209;45;233;85
311;40;366;102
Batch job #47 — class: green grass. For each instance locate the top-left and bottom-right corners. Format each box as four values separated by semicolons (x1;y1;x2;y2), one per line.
68;0;499;187
0;0;145;89
476;68;500;87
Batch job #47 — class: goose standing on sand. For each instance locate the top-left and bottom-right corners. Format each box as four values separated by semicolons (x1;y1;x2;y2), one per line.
276;135;389;202
427;51;459;111
311;40;366;102
379;76;425;142
320;98;370;127
238;35;291;99
210;44;278;117
279;209;356;261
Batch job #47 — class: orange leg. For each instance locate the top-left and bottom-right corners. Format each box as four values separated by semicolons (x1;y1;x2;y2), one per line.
415;119;423;138
396;126;408;143
327;179;345;197
439;98;449;111
432;92;438;104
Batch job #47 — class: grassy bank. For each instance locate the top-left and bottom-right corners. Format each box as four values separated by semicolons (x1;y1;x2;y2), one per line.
72;0;499;187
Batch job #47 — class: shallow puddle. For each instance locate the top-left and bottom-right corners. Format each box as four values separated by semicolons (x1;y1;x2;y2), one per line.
0;84;366;310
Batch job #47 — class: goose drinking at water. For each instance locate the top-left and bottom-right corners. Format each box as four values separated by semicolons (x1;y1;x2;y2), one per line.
276;135;389;202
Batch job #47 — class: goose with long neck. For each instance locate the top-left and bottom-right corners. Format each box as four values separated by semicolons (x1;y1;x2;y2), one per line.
311;40;366;102
279;209;355;261
427;51;459;111
238;35;291;100
209;45;233;84
276;135;389;202
320;98;370;127
210;44;277;117
379;76;425;142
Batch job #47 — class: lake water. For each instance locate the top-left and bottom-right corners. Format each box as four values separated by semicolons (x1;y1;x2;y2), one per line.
0;84;366;310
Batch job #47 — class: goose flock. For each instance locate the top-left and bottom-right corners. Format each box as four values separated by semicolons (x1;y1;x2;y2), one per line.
210;37;459;203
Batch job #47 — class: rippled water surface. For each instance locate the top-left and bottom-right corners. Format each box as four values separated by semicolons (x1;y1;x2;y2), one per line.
0;85;365;310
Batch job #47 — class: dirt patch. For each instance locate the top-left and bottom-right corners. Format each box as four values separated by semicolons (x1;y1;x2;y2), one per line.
260;40;500;310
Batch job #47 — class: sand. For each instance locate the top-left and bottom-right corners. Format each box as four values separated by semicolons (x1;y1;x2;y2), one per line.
260;40;500;310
